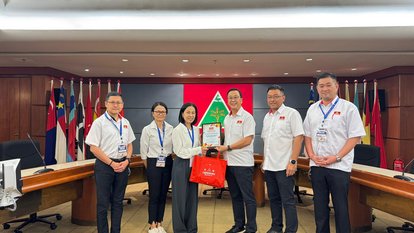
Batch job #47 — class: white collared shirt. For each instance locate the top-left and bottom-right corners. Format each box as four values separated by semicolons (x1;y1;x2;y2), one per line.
172;123;202;160
224;107;256;166
140;120;173;160
261;104;304;171
303;96;366;172
85;112;136;159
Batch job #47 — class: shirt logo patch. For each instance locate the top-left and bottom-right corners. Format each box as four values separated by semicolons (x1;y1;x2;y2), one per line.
123;125;128;128
279;116;285;120
332;111;341;119
236;120;243;124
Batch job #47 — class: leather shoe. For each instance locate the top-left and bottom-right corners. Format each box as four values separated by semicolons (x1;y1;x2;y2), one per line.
225;225;245;233
266;230;282;233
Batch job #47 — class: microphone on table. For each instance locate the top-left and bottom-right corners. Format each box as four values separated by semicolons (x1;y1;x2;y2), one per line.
27;133;54;174
394;158;414;182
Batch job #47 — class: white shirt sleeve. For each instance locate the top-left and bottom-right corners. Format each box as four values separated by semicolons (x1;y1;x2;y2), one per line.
85;120;101;147
243;114;256;137
346;105;366;138
291;110;305;137
140;126;149;160
172;125;202;159
126;120;136;145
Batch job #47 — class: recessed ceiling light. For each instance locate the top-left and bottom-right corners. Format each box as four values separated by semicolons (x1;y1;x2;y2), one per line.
119;71;124;74
178;73;187;77
215;74;220;77
84;68;90;72
122;59;128;62
150;73;155;76
182;59;189;63
316;70;322;73
351;68;357;71
284;72;289;75
306;58;313;61
233;73;239;76
243;59;250;63
250;72;257;76
197;74;203;77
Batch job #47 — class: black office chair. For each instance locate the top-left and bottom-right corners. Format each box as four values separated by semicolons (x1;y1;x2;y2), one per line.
0;140;62;233
386;164;414;233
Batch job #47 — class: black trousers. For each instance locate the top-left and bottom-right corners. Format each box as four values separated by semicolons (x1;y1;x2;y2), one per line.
226;166;257;232
310;166;351;233
95;158;129;233
146;156;173;224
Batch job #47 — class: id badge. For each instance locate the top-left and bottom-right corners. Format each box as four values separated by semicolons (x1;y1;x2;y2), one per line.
118;145;127;157
156;155;166;167
316;127;327;142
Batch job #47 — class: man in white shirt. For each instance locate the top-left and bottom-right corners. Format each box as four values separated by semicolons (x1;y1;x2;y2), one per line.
303;73;365;233
261;85;304;233
218;88;257;233
85;92;136;233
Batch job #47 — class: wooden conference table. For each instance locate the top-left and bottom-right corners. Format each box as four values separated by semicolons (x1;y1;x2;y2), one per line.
252;155;414;232
0;157;146;226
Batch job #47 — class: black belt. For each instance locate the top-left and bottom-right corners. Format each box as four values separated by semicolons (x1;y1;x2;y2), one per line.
110;157;127;162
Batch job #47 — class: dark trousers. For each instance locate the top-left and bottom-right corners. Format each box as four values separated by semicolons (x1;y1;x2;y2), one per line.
172;157;199;233
265;170;298;233
226;166;257;232
310;167;351;233
146;156;173;224
95;158;129;233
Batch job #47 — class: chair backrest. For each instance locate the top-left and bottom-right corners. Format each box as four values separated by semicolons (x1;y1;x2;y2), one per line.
0;140;44;169
353;144;381;167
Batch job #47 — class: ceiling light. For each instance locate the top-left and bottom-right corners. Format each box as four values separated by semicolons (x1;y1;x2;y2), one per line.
197;74;203;77
316;70;322;73
150;73;155;76
84;68;90;72
306;58;313;61
351;68;357;71
243;59;250;63
119;71;124;74
178;73;187;77
182;59;189;63
215;74;220;77
122;59;128;62
233;73;239;76
250;73;257;76
284;72;289;75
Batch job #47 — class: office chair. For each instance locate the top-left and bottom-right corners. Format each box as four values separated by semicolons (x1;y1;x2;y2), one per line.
386;164;414;233
0;140;62;233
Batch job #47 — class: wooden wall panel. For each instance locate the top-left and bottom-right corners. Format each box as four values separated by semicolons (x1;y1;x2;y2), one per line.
385;107;400;139
384;138;400;169
0;79;10;141
378;75;400;107
400;75;414;107
400;107;414;140
8;78;20;140
399;139;414;167
31;105;47;137
19;78;31;140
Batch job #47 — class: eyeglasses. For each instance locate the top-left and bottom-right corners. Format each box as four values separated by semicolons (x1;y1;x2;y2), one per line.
107;101;124;105
154;111;167;114
228;96;241;101
267;95;284;100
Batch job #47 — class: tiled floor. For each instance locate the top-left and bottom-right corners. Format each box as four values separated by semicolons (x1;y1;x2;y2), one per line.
2;183;408;233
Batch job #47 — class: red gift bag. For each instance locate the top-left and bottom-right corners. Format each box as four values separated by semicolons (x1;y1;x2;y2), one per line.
189;153;227;188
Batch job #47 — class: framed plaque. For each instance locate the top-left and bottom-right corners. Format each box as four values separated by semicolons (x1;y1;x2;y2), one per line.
202;122;222;147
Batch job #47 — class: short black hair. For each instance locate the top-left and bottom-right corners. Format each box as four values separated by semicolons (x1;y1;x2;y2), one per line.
227;88;242;98
267;85;285;95
106;91;122;101
178;102;198;126
151;101;168;114
316;72;337;84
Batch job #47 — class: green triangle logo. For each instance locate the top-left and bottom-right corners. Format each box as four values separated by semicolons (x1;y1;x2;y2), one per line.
197;91;229;127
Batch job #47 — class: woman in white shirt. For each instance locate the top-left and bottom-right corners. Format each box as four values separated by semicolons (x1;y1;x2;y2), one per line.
140;102;173;233
171;103;205;233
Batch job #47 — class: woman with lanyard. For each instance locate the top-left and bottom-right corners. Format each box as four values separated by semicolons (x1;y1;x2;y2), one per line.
140;102;173;233
171;102;206;233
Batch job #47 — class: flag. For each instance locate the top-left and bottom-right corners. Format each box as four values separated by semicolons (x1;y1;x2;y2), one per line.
108;79;112;93
76;79;85;161
84;80;93;138
45;79;57;165
345;80;350;101
361;79;371;144
93;79;101;120
309;82;315;106
55;79;68;164
117;80;125;117
67;79;76;162
353;80;359;109
372;80;387;168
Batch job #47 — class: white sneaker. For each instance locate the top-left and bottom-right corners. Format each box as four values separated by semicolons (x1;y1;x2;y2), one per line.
148;228;159;233
158;226;167;233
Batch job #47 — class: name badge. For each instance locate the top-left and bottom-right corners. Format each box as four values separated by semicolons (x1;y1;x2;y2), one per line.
156;155;166;167
316;127;328;142
118;145;127;156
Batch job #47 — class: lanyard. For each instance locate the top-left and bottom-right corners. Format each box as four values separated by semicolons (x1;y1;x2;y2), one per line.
104;112;123;140
186;125;195;147
319;98;339;122
157;122;165;149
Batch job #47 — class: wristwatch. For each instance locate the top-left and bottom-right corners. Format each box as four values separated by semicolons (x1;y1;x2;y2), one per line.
336;155;342;162
290;159;297;165
227;145;232;152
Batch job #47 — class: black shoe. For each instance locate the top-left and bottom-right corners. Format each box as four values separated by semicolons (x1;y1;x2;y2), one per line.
266;230;282;233
243;231;256;233
225;225;245;233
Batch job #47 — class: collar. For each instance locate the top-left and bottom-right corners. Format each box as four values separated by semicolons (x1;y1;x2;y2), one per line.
320;96;339;107
106;111;122;122
229;106;244;117
269;104;286;115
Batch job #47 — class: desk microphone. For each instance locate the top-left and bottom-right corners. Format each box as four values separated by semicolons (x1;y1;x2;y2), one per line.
26;133;54;174
394;158;414;182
